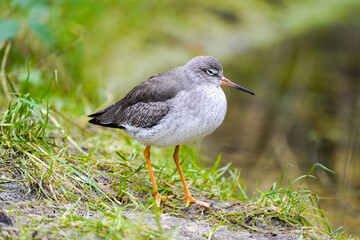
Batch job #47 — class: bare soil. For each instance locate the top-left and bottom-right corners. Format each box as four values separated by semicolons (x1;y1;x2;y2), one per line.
0;179;327;240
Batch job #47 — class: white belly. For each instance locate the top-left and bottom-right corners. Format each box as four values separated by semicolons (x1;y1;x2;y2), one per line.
124;85;227;147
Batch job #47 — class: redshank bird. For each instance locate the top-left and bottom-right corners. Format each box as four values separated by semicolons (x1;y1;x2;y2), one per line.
88;56;254;208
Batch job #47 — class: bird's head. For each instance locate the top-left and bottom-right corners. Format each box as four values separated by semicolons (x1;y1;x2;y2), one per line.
184;56;255;95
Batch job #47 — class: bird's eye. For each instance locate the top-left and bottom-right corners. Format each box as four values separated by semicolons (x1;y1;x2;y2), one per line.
206;69;217;76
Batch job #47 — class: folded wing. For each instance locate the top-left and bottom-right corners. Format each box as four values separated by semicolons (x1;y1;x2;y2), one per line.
88;69;183;129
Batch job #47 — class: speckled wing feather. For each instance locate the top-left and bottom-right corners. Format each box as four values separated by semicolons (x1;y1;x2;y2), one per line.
88;68;184;129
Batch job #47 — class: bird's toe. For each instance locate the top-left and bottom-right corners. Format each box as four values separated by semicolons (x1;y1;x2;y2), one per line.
182;195;210;208
154;192;174;207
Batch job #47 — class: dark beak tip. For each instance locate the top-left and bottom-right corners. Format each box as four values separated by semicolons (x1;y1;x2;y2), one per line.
240;88;255;96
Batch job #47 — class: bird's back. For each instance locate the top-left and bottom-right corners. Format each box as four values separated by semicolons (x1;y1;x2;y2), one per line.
88;67;186;129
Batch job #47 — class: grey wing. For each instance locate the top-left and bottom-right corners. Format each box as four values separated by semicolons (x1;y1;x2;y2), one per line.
88;67;183;129
113;101;170;128
89;101;170;129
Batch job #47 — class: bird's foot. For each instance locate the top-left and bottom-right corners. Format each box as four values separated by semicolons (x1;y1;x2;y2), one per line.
182;195;210;208
154;192;174;207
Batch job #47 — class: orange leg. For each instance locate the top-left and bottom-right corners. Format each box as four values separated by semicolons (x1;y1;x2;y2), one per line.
144;146;173;207
173;145;210;208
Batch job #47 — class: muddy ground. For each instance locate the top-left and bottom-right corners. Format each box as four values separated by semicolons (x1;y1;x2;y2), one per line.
0;179;329;240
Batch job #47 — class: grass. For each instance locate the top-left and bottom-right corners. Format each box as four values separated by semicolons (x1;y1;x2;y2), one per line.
0;92;354;239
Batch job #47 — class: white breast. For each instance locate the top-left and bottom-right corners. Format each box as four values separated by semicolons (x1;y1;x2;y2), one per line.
124;85;227;147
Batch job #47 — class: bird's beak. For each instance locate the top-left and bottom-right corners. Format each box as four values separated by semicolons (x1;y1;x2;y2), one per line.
220;76;255;95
